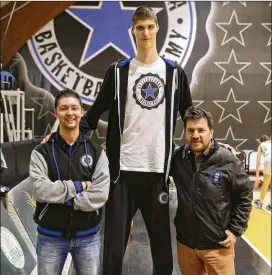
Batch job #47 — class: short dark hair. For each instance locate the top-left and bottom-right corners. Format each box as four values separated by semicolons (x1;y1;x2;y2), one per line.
132;5;158;27
55;88;82;108
183;106;214;130
260;135;269;142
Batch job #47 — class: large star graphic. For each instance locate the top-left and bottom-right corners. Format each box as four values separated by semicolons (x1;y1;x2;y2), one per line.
222;1;247;7
90;129;106;148
217;126;248;150
89;119;107;148
66;2;137;68
143;83;157;99
31;96;55;119
214;49;251;85
216;10;252;46
261;23;271;47
260;62;271;86
213;88;249;123
8;56;21;73
258;101;271;123
43;123;53;137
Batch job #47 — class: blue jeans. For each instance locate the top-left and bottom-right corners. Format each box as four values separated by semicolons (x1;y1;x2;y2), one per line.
36;231;100;275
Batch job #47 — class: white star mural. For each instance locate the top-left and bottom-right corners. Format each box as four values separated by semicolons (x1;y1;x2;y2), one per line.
214;49;251;85
258;101;271;123
260;62;271;86
89;120;107;147
43;123;53;137
261;23;271;47
215;10;252;46
193;100;205;109
31;96;56;119
217;126;248;150
90;129;106;148
213;88;249;123
8;57;21;73
222;1;247;7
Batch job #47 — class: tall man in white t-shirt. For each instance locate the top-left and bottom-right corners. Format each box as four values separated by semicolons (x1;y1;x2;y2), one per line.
80;6;192;275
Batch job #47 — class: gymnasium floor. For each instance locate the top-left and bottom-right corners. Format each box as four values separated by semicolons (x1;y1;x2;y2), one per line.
99;188;271;275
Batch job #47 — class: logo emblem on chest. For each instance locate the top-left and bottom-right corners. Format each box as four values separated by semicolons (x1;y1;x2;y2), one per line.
133;73;165;110
80;155;93;168
210;170;223;184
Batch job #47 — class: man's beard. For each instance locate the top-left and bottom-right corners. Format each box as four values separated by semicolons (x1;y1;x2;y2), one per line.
189;142;209;153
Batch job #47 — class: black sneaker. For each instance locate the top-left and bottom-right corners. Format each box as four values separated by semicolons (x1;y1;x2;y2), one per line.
254;199;263;209
265;203;271;212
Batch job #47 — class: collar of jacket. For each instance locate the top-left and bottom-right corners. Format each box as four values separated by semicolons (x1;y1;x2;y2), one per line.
182;138;220;159
117;56;176;68
49;131;83;147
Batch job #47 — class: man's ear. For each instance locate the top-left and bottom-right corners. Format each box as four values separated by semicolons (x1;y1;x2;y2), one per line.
131;27;135;35
53;109;57;117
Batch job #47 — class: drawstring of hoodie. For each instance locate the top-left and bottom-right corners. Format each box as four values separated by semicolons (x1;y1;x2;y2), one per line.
51;139;61;180
84;140;92;177
51;138;92;183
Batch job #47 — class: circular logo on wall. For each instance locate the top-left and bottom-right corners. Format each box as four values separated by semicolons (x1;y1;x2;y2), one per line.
133;73;165;110
1;227;25;269
28;1;197;106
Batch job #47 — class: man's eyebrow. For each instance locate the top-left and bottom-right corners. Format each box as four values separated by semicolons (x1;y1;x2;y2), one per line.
59;104;80;108
136;23;156;27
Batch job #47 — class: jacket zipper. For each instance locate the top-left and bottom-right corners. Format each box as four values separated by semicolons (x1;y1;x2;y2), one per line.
114;65;121;183
192;161;201;249
39;203;49;221
165;68;177;183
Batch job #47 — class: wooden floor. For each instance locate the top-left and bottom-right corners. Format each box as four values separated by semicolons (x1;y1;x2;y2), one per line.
97;188;271;275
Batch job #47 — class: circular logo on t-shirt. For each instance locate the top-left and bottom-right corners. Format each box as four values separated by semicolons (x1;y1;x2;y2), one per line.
133;73;165;110
1;227;25;269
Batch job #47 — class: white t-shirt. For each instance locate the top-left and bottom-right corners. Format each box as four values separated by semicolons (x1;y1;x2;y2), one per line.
120;57;166;173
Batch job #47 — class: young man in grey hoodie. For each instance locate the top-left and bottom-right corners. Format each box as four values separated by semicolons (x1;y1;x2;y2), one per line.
30;88;110;275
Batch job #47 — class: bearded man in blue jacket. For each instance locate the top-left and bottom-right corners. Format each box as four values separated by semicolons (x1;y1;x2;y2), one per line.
171;106;253;275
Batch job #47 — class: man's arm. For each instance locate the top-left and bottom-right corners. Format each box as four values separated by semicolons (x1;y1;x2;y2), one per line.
30;150;89;203
80;64;115;134
73;149;110;212
228;159;253;237
178;67;192;119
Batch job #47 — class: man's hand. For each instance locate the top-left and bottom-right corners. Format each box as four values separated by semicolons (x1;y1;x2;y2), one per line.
81;181;92;190
218;230;237;248
41;135;51;144
218;142;236;155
